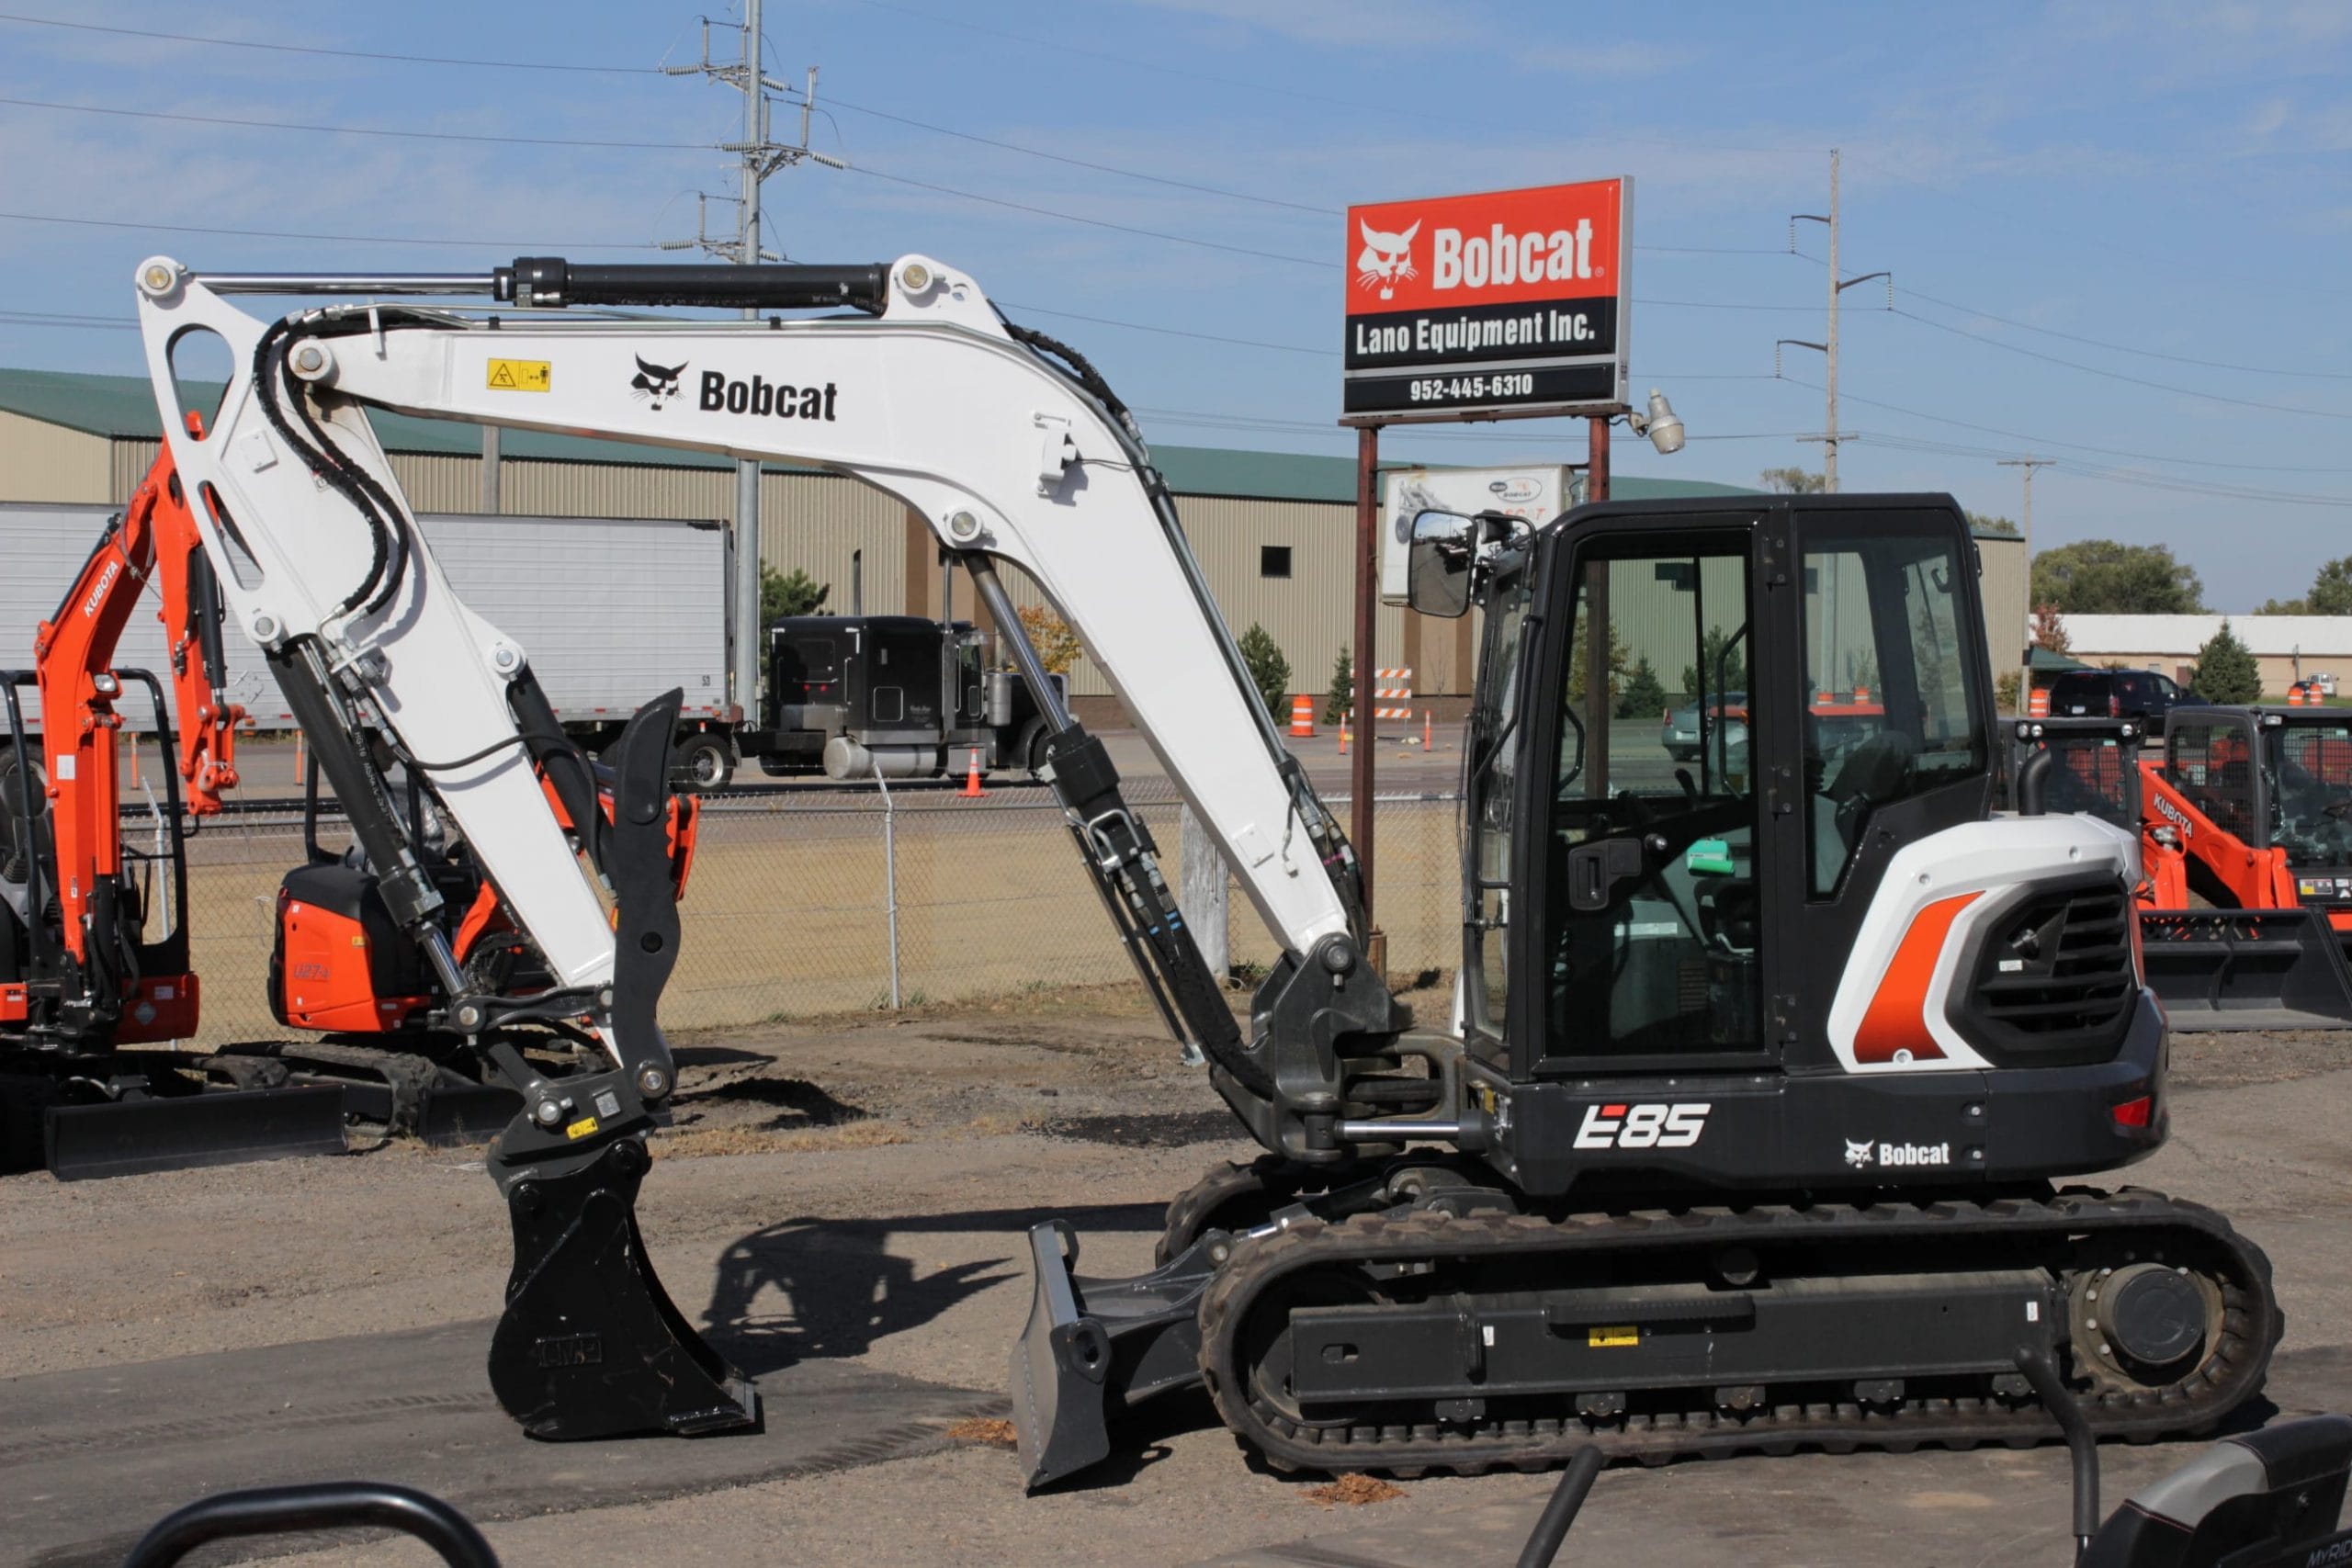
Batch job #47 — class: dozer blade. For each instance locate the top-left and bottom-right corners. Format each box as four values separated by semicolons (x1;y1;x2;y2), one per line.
2140;908;2352;1032
1012;1219;1220;1490
488;1118;759;1441
43;1085;348;1181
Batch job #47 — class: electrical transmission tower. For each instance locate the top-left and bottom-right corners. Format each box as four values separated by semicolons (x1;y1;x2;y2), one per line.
662;2;844;719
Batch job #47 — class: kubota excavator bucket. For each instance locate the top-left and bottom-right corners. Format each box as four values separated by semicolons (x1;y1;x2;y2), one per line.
1012;1219;1219;1489
2139;908;2352;1032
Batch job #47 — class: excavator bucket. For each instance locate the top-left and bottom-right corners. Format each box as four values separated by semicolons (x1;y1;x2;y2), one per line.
41;1082;349;1181
483;694;757;1441
487;1103;759;1439
1012;1220;1219;1490
2140;909;2352;1032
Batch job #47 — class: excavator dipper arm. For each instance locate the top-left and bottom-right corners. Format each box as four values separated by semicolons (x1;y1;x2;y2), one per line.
131;253;1399;1447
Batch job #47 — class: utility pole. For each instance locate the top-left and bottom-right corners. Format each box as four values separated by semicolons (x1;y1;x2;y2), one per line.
1787;149;1887;492
663;10;842;726
1999;455;2055;691
1997;454;2054;567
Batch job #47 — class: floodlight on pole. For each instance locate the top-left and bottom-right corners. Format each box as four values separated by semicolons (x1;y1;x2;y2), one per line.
1627;388;1686;455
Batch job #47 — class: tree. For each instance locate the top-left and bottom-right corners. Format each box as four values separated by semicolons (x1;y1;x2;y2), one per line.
1568;622;1630;708
1323;644;1353;725
1758;467;1826;494
1619;655;1668;720
2310;558;2352;615
1237;623;1291;718
2029;604;2072;656
2254;597;2312;615
759;566;828;634
1014;604;1083;675
1679;626;1747;697
1995;670;2024;714
1966;511;2021;536
2030;540;2204;614
2189;620;2261;705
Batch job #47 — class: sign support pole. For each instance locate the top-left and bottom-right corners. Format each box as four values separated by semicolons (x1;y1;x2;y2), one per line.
1352;423;1382;949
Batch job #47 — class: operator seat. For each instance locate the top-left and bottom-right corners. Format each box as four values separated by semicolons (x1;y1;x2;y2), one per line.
1811;729;1916;890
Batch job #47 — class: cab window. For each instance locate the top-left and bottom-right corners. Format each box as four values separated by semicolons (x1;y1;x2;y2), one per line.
1802;529;1986;896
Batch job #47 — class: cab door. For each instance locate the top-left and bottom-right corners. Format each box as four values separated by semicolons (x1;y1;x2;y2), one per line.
1509;516;1776;1078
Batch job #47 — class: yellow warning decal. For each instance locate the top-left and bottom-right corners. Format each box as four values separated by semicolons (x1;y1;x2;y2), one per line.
564;1115;599;1140
1588;1325;1639;1348
486;358;552;392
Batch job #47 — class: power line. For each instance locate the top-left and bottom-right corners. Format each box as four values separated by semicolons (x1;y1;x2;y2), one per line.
0;209;663;249
0;93;708;152
1773;372;2352;477
0;11;653;73
1888;307;2352;423
818;96;1333;216
1841;149;2352;306
842;164;1330;267
1896;285;2352;382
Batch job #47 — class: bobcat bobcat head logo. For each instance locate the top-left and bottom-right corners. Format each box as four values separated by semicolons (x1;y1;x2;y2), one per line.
1355;219;1420;300
1844;1137;1876;1169
629;355;688;411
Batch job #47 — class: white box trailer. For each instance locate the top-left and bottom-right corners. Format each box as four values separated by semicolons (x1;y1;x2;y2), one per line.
2;502;731;747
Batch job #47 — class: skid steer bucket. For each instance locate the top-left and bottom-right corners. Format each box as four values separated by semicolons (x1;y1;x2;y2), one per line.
2139;908;2352;1032
1012;1219;1219;1490
43;1084;348;1181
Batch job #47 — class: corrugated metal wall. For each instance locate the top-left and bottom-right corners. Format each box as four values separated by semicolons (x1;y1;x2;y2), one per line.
68;433;2052;711
3;411;112;502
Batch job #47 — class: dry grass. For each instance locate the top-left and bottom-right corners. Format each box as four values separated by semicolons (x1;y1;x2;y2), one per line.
650;1120;911;1159
1302;1474;1408;1508
961;1111;1046;1137
945;1416;1019;1449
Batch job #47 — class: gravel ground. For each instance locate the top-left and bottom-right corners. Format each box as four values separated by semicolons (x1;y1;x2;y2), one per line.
3;1003;2348;1567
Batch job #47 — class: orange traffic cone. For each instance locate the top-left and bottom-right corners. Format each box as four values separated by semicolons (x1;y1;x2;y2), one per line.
1423;710;1433;750
959;746;987;798
1339;715;1350;756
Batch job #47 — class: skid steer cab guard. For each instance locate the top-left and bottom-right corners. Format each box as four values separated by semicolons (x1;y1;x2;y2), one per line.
2134;707;2352;1032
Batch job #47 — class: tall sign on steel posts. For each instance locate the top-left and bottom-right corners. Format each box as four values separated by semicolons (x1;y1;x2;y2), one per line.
1338;177;1633;942
1343;178;1632;423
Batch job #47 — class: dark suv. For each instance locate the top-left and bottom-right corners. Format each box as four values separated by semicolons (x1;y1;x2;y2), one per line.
2046;668;2200;735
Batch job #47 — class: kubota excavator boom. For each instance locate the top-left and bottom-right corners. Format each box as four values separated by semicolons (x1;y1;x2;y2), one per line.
130;252;2278;1482
3;431;243;1048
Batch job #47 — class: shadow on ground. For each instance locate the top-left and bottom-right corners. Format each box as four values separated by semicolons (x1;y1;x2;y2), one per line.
700;1201;1163;1376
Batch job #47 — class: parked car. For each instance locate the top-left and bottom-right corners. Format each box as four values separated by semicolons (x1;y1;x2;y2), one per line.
2046;669;2200;735
1660;691;1746;761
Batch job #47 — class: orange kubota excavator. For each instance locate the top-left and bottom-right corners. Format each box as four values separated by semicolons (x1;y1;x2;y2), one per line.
4;434;700;1176
0;422;353;1174
2006;713;2352;1030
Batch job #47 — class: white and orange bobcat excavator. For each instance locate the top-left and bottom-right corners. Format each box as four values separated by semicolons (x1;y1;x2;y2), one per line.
123;251;2278;1477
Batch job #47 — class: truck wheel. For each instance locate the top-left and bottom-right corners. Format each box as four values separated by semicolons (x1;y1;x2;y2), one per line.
676;734;735;794
1016;717;1052;779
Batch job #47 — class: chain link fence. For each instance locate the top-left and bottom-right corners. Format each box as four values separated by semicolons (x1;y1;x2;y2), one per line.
170;780;1464;1046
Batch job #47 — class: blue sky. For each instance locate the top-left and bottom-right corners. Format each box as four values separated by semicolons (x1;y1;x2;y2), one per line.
3;1;2347;609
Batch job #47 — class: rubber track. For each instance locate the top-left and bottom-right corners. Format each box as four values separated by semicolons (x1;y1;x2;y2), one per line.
1195;1188;2281;1476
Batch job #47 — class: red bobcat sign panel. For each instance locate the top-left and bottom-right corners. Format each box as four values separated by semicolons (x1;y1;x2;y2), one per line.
1344;177;1630;422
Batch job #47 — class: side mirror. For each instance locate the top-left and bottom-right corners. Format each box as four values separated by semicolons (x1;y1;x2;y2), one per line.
1407;509;1475;618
